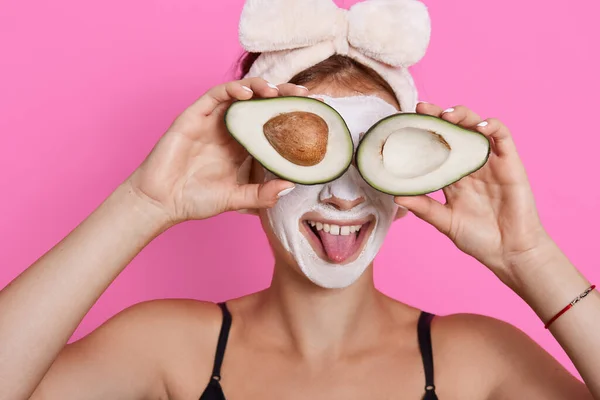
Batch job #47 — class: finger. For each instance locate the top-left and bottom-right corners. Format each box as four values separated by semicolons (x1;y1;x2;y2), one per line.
248;79;282;98
190;78;278;116
189;80;254;116
475;118;517;157
416;101;445;117
278;83;310;97
394;195;452;235
440;105;482;128
227;180;296;211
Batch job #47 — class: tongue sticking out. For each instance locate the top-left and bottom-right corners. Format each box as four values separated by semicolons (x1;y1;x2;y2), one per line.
317;230;358;263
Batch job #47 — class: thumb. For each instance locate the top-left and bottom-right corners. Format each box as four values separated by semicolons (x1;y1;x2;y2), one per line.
227;180;296;211
394;195;452;235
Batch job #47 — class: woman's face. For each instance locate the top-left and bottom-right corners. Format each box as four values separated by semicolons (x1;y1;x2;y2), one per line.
252;86;407;289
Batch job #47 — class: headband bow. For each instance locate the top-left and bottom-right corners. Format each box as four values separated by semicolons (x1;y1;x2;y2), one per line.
239;0;431;67
238;0;431;112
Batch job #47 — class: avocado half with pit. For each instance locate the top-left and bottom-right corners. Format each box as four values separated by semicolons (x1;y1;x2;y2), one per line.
225;97;353;185
356;113;491;196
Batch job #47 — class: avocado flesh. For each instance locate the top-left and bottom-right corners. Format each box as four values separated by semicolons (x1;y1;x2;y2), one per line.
225;97;354;185
356;113;490;195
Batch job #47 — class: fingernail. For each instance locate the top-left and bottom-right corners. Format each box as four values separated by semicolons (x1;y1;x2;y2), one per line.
477;121;489;127
277;186;295;198
297;85;309;91
267;82;279;91
418;100;428;104
241;86;253;93
442;107;454;114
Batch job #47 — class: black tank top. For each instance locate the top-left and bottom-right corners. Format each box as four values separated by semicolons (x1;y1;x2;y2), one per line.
199;303;439;400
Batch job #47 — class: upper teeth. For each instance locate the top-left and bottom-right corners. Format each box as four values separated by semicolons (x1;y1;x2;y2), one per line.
308;221;362;236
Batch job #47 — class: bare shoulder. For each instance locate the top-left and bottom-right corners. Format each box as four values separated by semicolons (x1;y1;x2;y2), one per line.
430;313;590;400
432;312;532;356
35;299;224;400
103;299;225;397
107;298;223;338
83;298;224;356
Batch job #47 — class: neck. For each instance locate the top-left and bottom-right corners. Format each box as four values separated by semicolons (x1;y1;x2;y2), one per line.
256;260;387;359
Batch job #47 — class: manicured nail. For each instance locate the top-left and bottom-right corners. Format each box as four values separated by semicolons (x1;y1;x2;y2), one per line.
477;121;489;127
267;82;279;91
442;107;454;114
418;100;429;104
277;186;295;198
297;85;309;91
241;86;253;93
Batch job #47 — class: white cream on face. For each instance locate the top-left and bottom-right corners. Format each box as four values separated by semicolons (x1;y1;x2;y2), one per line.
265;95;400;289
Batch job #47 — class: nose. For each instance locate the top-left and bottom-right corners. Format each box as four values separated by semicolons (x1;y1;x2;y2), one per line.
321;195;365;211
319;167;366;211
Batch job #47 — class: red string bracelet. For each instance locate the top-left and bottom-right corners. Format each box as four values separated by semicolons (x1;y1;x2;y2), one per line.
544;285;596;329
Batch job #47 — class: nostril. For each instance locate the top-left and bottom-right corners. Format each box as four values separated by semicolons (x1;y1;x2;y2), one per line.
348;197;365;209
328;202;343;211
323;195;365;211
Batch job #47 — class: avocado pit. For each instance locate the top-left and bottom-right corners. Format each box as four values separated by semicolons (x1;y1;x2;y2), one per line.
263;111;329;166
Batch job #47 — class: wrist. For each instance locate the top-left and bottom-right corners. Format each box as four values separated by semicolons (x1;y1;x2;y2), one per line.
498;230;556;289
498;234;590;319
111;180;175;237
502;231;584;303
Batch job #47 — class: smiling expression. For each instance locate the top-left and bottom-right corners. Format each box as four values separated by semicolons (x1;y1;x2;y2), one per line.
259;94;403;289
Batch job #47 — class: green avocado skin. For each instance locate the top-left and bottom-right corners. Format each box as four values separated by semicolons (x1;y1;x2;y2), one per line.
355;113;492;196
224;96;354;185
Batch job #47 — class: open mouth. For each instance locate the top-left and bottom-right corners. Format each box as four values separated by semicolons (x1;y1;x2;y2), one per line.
300;214;375;264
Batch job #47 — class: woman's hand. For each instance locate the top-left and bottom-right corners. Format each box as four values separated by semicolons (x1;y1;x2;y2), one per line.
127;78;306;225
394;103;552;283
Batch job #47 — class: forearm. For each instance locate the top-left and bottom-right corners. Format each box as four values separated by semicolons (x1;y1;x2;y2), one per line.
506;237;600;398
0;180;170;400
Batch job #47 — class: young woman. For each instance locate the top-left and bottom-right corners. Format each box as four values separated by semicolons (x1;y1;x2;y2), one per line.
1;1;598;400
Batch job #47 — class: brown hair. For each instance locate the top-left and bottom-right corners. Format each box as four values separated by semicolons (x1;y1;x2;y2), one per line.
238;52;397;105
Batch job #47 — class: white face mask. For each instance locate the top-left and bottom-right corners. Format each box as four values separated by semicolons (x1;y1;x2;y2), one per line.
265;95;400;289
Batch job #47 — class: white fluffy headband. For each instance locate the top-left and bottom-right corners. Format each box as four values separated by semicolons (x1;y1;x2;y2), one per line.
239;0;431;112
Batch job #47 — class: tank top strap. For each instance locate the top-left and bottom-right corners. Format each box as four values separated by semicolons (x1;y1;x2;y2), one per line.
210;302;232;381
418;311;439;400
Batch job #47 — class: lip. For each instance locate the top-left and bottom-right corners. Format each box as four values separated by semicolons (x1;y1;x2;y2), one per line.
299;213;376;265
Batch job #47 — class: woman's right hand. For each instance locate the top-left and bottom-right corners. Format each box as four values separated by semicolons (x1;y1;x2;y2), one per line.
127;78;306;225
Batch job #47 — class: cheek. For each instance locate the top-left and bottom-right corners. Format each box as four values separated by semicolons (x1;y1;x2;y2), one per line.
259;203;301;267
365;187;399;220
259;209;288;252
258;209;276;241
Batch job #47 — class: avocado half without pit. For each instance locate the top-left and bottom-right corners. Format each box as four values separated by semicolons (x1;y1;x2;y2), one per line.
225;97;354;185
356;113;491;196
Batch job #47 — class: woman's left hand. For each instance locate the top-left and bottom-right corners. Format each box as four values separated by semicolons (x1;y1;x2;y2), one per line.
394;103;552;283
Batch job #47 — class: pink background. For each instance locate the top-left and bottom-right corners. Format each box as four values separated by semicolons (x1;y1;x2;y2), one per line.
1;0;598;378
